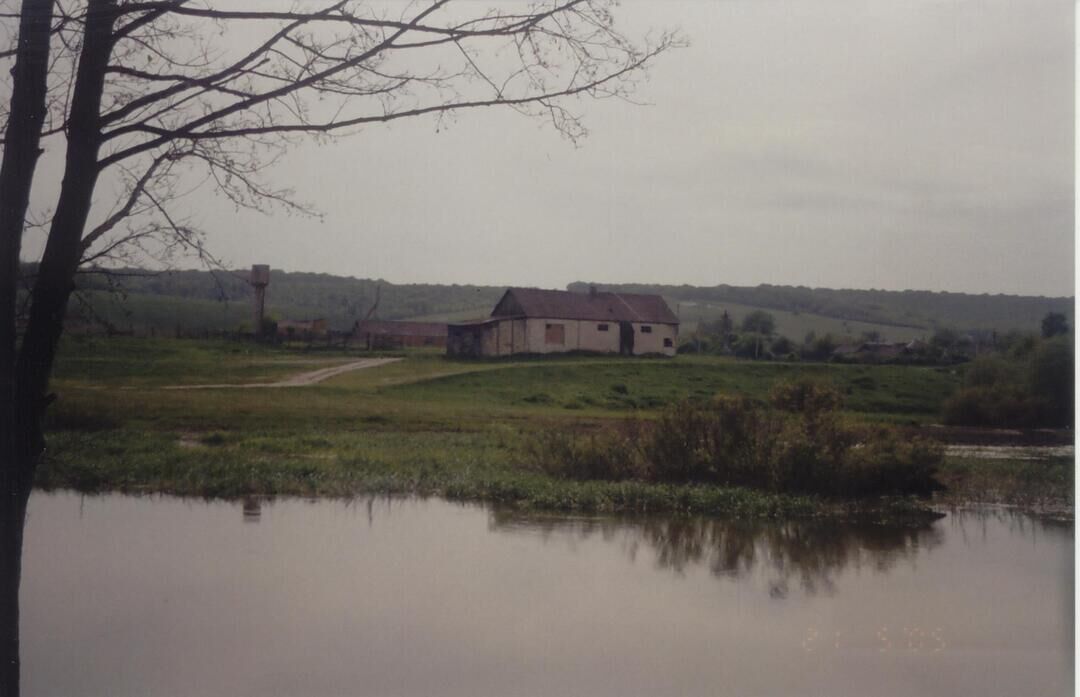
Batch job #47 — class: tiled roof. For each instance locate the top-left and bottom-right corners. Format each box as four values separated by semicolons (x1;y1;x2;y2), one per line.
495;288;679;324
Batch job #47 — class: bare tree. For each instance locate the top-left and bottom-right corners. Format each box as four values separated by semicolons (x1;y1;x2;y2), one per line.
0;0;682;465
0;4;680;690
0;3;53;692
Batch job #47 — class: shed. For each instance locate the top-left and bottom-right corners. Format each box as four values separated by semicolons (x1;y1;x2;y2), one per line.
353;320;448;349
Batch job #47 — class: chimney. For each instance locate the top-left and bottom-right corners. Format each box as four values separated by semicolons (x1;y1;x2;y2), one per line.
589;285;598;297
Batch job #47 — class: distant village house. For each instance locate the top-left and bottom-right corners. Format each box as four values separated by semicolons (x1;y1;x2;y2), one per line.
447;287;678;358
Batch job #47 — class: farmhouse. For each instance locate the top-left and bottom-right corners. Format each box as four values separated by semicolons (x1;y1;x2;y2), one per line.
447;287;678;358
353;320;448;349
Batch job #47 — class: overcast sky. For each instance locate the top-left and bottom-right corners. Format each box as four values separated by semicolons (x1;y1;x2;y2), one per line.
25;0;1077;296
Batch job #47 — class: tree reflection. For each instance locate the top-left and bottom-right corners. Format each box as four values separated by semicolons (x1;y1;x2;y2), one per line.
489;511;944;598
1;479;31;697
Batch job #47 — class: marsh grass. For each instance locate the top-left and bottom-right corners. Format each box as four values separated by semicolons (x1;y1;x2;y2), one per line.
937;455;1073;507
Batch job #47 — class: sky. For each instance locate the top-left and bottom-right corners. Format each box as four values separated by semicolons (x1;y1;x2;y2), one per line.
23;0;1076;296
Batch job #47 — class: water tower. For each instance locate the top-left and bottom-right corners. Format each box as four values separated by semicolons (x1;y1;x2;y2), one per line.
250;264;270;338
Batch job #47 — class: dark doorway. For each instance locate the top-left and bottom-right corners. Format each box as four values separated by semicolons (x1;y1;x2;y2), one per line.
619;321;634;355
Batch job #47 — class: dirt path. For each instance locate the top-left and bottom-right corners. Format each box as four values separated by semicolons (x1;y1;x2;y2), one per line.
162;357;402;390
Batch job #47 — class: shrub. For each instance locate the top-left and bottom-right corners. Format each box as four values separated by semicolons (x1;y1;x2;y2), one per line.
528;380;943;499
1030;337;1074;427
525;425;647;482
942;385;1040;428
836;427;943;497
644;396;770;485
963;356;1017;388
770;379;844;415
941;336;1073;429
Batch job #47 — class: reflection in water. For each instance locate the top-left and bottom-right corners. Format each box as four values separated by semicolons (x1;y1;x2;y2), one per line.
490;511;944;598
241;497;262;523
1;480;31;697
16;493;1074;697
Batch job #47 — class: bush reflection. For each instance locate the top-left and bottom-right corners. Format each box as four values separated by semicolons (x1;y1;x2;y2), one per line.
490;511;945;597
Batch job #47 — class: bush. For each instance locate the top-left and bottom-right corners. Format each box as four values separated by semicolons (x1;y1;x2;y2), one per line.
941;335;1073;429
1030;337;1073;427
526;425;647;481
644;396;785;486
528;380;943;498
770;379;844;415
942;385;1040;428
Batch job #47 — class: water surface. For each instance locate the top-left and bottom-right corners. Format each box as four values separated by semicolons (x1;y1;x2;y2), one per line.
21;493;1073;696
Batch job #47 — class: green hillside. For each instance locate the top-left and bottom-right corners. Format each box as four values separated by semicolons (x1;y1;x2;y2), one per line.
675;300;918;343
59;267;503;332
40;265;1072;339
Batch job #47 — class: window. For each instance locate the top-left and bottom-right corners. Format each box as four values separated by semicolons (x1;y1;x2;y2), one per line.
663;338;673;348
641;325;652;334
597;323;609;331
545;323;565;345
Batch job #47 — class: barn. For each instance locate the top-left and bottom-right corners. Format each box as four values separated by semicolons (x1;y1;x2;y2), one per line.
353;320;448;349
276;318;327;339
447;287;678;358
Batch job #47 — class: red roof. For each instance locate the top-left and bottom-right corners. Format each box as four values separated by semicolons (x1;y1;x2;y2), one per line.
492;288;678;324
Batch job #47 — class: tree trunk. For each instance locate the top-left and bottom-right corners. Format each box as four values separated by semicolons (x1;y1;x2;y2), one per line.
0;0;55;467
15;0;118;458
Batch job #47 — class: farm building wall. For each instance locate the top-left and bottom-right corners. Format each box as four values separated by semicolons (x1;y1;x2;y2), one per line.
448;315;676;358
521;318;674;356
632;322;677;356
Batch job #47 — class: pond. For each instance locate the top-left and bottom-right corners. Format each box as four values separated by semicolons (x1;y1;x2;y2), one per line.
19;492;1073;696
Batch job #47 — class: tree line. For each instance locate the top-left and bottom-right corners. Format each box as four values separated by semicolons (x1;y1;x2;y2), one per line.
568;281;1073;334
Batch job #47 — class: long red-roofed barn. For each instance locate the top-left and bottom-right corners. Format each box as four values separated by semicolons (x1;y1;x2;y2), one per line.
353;320;448;349
447;287;678;358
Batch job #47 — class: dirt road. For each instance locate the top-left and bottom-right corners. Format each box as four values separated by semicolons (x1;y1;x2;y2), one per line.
163;357;402;390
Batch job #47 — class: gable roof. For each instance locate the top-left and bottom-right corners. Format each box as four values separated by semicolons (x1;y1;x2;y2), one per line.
492;288;678;324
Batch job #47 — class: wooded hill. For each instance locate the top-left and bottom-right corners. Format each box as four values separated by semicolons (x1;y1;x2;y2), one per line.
44;266;1073;339
567;282;1074;337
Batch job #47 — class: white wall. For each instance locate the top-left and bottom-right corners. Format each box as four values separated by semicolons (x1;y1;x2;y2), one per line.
512;318;676;356
631;322;678;356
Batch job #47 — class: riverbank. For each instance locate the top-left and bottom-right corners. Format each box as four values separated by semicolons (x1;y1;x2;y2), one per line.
36;426;1070;521
36;337;1072;521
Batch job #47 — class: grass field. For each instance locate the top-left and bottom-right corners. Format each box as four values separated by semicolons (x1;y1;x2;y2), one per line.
34;336;1069;518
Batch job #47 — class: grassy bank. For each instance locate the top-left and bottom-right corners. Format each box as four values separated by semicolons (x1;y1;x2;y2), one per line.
35;428;823;518
35;336;1069;518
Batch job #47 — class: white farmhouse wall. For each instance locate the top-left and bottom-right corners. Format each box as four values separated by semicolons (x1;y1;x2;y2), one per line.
631;322;677;356
525;318;615;353
577;320;621;352
511;317;676;356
